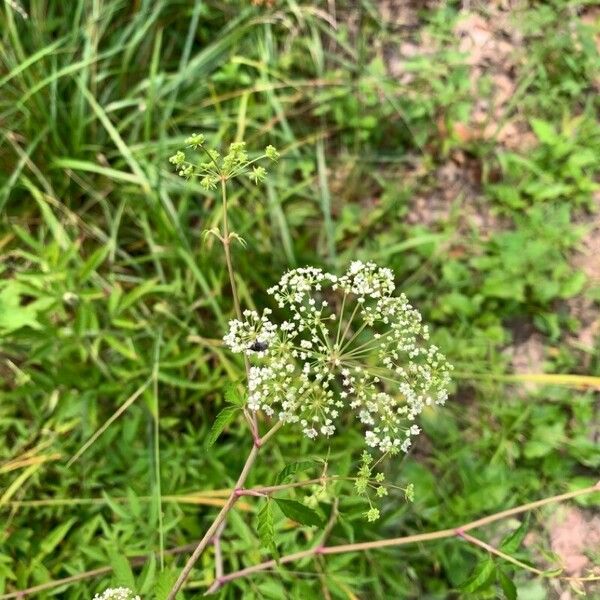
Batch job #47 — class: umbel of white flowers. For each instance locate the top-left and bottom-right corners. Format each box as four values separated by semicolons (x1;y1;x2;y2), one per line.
93;589;140;600
224;261;452;453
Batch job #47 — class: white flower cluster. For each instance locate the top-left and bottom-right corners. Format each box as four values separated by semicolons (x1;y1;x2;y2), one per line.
223;262;452;453
223;308;276;355
93;589;140;600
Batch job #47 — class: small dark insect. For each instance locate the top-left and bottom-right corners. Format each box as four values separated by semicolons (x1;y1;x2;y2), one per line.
248;340;269;352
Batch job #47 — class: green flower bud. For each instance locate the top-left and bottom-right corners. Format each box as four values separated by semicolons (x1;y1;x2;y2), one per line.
185;133;205;148
169;150;185;166
265;145;280;161
366;507;380;522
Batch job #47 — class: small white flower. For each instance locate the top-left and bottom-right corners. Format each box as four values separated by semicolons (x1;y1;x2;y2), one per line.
223;262;452;453
93;588;141;600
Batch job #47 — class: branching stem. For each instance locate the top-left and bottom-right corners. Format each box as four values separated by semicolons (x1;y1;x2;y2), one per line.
206;481;600;593
167;422;282;599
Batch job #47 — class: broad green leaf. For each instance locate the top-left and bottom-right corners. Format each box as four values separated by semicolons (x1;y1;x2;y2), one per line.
0;283;43;333
118;278;160;312
79;244;111;283
137;554;156;594
274;498;322;527
103;334;139;361
53;158;145;185
500;514;530;554
205;406;240;448
460;556;495;593
559;271;586;298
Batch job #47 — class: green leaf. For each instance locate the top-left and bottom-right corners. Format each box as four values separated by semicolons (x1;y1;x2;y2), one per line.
137;554;156;594
108;548;136;588
460;556;495;593
79;244;111;283
154;568;181;600
205;406;240;448
257;498;277;556
0;283;44;333
559;271;586;298
224;383;245;407
275;460;315;485
500;514;530;554
118;278;161;312
39;518;76;557
103;334;139;361
497;567;517;600
530;118;557;145
274;498;322;527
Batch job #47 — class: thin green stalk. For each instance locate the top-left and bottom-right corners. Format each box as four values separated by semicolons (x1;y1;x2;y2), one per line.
338;303;360;350
67;377;152;466
152;332;164;570
219;175;255;436
220;177;243;322
457;530;544;576
335;292;347;347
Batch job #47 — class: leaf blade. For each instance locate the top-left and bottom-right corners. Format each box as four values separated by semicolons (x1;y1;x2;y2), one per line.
274;498;322;527
205;406;240;448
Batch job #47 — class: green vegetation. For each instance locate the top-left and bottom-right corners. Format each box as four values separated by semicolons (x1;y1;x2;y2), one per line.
1;1;599;598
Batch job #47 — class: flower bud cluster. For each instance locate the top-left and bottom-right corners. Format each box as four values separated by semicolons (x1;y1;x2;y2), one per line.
168;134;279;188
223;262;452;453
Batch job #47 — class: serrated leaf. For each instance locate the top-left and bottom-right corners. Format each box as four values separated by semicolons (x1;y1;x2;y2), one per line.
497;567;517;600
224;383;245;407
500;514;529;554
275;460;315;485
205;406;239;448
274;498;322;527
108;548;135;588
461;556;495;593
257;498;277;556
154;568;180;600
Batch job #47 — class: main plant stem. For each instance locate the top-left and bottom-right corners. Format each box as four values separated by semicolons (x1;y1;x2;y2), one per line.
166;442;260;598
167;422;282;598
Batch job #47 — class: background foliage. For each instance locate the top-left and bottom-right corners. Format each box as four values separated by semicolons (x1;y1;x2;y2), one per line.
1;0;599;598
